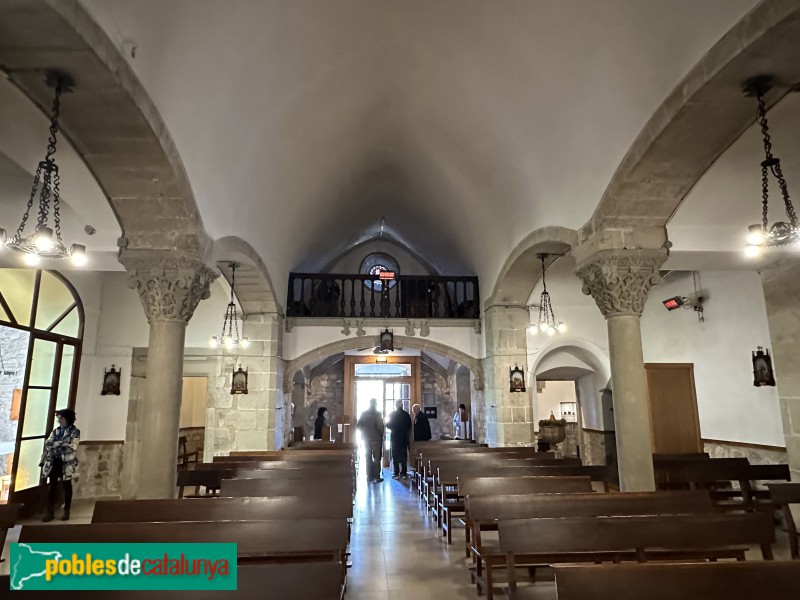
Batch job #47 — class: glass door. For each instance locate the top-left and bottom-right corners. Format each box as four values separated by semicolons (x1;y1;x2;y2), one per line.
10;335;79;506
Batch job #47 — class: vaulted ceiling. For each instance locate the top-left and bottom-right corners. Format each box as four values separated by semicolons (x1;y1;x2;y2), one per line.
72;0;758;297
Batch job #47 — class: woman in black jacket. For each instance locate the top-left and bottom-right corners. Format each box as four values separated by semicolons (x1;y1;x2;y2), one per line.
313;406;328;440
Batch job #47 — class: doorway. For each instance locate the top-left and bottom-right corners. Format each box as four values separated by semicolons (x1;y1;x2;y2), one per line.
0;269;83;507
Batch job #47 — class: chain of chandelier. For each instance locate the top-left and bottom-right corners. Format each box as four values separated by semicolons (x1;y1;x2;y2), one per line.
744;75;799;256
0;71;87;267
529;253;566;336
210;263;250;349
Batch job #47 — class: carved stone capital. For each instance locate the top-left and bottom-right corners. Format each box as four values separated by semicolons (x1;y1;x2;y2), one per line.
120;250;218;324
575;249;667;318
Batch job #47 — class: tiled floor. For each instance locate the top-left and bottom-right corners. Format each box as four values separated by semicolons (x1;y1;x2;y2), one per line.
347;466;479;600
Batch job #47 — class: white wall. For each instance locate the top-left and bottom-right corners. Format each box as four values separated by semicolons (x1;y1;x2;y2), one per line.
66;271;235;440
640;270;783;447
536;380;576;425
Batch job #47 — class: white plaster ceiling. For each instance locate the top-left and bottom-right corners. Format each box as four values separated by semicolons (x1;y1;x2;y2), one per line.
0;76;121;269
669;92;800;269
77;0;757;295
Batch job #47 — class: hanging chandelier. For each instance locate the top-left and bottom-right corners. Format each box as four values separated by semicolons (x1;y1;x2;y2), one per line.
743;75;799;257
210;263;249;349
529;254;566;336
0;71;86;267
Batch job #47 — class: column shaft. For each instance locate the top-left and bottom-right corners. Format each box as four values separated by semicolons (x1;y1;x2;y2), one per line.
135;320;187;498
607;315;655;491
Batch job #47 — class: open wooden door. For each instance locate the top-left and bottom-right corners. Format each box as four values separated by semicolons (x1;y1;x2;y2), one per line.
645;363;702;454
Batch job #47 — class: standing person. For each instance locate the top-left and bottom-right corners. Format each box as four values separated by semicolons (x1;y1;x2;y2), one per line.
452;403;470;440
386;400;412;479
40;408;80;522
357;398;385;483
412;404;432;441
313;406;328;440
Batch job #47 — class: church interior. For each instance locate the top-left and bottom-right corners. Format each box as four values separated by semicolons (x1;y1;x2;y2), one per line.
0;0;799;597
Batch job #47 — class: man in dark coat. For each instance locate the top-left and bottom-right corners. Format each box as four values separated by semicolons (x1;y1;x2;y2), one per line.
412;403;432;441
386;400;413;479
357;398;385;482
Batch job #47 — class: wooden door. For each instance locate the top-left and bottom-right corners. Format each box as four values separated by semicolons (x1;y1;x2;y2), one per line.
645;363;702;454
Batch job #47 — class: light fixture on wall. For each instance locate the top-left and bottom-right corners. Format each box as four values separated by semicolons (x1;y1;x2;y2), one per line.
752;346;776;387
210;263;250;349
528;254;566;336
0;71;87;267
743;75;799;257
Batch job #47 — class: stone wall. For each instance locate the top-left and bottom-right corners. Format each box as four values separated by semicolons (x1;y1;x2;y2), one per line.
761;259;800;481
73;441;124;499
179;426;204;456
0;327;29;475
580;429;609;466
703;440;787;465
306;361;344;440
422;362;456;439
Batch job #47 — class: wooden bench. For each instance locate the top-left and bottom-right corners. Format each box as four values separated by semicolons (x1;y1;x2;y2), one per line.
0;502;22;563
426;457;582;513
551;561;800;600
767;482;800;559
19;519;349;566
658;461;790;510
93;495;353;524
467;490;716;598
438;475;593;545
220;477;354;499
498;513;775;600
0;562;345;599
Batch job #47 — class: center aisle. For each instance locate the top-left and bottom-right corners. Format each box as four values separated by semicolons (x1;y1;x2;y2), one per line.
347;468;475;600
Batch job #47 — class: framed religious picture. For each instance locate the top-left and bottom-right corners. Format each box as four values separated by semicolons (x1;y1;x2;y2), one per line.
509;364;526;393
380;328;394;352
101;365;121;396
231;366;249;395
752;347;776;387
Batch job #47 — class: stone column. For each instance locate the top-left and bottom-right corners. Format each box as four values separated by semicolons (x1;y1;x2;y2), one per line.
761;259;800;481
121;251;217;499
577;250;666;491
482;305;534;446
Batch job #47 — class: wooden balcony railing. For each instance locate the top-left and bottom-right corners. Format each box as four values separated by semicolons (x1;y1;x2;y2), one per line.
286;273;480;319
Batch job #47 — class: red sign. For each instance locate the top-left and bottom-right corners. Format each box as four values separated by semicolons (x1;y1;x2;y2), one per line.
379;271;395;280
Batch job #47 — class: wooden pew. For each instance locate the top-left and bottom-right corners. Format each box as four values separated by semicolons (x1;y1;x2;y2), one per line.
426;457;581;511
551;562;800;600
221;477;354;499
290;441;357;451
767;482;800;559
498;513;775;600
659;460;790;509
466;490;716;597
1;562;345;599
177;435;200;469
19;519;349;566
0;502;22;563
92;495;353;524
439;475;592;545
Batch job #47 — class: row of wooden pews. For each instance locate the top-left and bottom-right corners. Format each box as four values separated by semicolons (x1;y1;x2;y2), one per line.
406;443;800;600
0;443;358;598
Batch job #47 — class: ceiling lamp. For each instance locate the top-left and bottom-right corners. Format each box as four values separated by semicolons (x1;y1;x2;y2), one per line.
743;75;799;257
529;254;566;337
0;71;87;266
210;263;249;349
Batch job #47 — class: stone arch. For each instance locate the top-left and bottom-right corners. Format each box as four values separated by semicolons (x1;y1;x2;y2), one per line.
283;335;483;392
213;236;281;315
291;370;307;431
531;337;611;386
584;1;800;237
487;226;578;308
0;1;209;254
